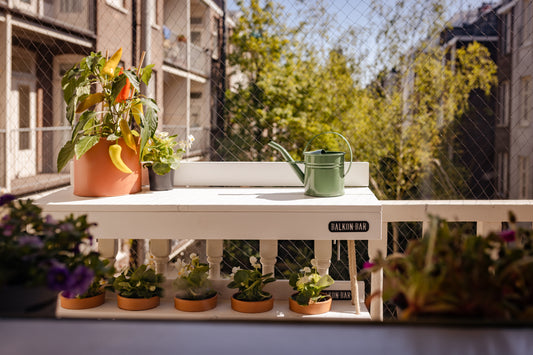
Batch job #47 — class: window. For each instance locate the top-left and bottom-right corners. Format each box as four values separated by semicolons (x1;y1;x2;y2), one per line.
502;11;512;54
519;155;529;198
521;76;532;126
499;80;510;126
60;0;83;12
497;152;509;197
18;85;30;150
150;0;160;27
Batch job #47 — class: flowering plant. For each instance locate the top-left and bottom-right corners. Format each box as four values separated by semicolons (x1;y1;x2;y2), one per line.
142;132;194;175
227;256;275;301
288;259;334;306
0;194;114;298
362;214;533;320
109;264;165;299
173;253;216;300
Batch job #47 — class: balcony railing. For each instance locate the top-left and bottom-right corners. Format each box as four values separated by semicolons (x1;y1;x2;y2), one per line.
163;28;210;76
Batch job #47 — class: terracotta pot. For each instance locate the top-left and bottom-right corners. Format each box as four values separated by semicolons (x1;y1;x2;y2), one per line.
73;138;141;197
230;293;274;313
148;167;174;191
116;295;160;311
59;292;105;310
174;294;217;312
289;293;332;315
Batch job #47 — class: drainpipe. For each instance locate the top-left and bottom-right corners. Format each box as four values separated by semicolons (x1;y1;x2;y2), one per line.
141;0;152;97
1;14;12;192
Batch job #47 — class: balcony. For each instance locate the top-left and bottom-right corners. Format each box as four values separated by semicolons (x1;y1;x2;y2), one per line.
163;28;211;77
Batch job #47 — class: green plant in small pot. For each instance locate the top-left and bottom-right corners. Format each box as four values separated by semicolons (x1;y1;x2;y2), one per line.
288;259;335;315
109;264;165;311
142;132;194;191
362;214;533;321
227;256;276;313
173;253;217;312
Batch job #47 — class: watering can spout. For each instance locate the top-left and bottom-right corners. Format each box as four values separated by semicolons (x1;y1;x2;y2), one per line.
268;141;305;183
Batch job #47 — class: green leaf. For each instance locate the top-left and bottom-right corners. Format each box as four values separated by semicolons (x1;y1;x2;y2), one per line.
74;136;100;159
111;74;129;101
152;162;171;175
123;69;140;93
57;140;76;172
140;64;154;86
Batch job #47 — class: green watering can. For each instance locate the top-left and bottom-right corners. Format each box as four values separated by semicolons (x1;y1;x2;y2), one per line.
268;132;353;197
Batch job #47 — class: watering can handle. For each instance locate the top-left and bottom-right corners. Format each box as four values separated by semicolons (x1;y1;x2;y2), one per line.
303;131;353;178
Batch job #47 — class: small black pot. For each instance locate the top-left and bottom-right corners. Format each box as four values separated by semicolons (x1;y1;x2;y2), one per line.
148;167;174;191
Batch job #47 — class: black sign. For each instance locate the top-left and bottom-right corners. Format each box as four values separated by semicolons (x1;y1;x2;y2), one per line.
322;290;352;301
328;221;369;233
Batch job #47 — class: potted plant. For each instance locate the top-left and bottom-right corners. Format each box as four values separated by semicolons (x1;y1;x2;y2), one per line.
173;253;217;312
109;264;165;311
0;194;108;316
57;48;159;197
142;132;194;191
362;214;533;321
288;259;335;315
227;256;276;313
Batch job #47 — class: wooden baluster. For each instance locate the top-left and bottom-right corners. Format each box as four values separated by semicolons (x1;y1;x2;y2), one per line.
260;240;277;276
206;240;223;279
366;222;388;321
314;240;331;275
97;239;117;268
149;239;170;274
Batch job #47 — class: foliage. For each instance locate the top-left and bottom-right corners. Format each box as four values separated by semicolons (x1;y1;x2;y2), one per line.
0;194;114;298
227;256;275;301
362;213;533;320
57;48;159;173
173;253;216;301
142;132;194;175
289;260;334;306
109;264;165;299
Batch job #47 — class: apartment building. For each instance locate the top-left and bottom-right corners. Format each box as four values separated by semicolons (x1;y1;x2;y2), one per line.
0;0;229;196
496;0;533;199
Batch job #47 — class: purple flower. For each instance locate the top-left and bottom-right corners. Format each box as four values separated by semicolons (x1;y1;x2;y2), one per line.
17;235;44;248
500;230;515;242
0;194;15;206
47;262;71;291
2;224;14;237
363;261;376;269
64;265;94;298
44;215;57;225
59;222;75;233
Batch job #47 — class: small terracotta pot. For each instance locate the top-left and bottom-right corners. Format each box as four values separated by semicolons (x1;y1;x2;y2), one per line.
73;138;141;197
289;293;332;315
231;293;274;313
174;294;217;312
60;292;105;310
116;295;160;311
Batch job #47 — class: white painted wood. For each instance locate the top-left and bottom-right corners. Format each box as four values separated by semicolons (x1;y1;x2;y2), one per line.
259;240;277;276
477;221;502;236
97;239;117;266
206;240;223;279
369;232;387;321
174;161;370;187
314;240;332;275
149;239;171;274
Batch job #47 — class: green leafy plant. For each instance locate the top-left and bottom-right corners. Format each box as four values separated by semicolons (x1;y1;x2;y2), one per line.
289;259;334;306
109;264;165;299
0;194;114;298
142;132;193;175
173;253;216;300
57;48;159;173
363;213;533;320
227;256;275;301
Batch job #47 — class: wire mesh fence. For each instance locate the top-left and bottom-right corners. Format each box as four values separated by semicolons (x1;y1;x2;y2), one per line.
2;0;532;318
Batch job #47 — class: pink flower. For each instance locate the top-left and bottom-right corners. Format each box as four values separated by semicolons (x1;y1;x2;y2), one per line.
500;230;515;242
363;261;375;269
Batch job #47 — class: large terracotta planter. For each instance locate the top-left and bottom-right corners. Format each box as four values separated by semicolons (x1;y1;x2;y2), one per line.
116;295;160;311
59;292;105;310
73;138;141;197
231;293;274;313
289;293;332;315
174;293;217;312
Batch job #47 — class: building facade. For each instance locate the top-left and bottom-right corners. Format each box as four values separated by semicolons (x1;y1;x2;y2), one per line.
0;0;229;195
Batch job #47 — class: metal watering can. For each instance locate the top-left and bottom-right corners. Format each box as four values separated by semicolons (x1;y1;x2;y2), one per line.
268;132;353;197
